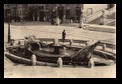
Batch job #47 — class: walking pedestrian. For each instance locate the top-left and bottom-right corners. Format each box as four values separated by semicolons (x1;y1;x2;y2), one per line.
62;30;66;42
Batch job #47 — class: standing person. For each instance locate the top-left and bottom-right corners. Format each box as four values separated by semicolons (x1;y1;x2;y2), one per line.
62;30;66;42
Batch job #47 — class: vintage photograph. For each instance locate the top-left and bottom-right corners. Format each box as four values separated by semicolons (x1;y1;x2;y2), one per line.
4;4;116;78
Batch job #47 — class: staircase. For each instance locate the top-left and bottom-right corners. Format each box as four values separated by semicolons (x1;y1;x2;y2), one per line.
85;7;116;26
85;10;103;23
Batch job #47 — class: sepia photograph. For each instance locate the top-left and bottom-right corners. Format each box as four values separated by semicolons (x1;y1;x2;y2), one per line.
4;4;116;78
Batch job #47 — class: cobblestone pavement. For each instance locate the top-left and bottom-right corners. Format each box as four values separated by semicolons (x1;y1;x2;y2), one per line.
4;22;116;78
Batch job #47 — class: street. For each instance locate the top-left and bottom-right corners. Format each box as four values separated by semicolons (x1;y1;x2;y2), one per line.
4;22;116;78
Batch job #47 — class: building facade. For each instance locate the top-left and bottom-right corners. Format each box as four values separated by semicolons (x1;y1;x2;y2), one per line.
4;4;28;20
26;4;84;22
4;4;11;17
4;4;115;22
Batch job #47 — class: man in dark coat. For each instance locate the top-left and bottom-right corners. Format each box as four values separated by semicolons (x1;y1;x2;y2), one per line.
62;30;66;42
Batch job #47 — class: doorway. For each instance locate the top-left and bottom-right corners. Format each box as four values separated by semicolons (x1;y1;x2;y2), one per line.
39;11;44;21
35;11;37;21
28;11;33;21
76;9;81;23
58;7;64;22
66;9;70;19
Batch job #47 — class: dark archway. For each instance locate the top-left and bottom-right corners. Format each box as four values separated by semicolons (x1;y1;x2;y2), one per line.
58;7;64;22
39;11;44;21
66;9;71;19
75;7;81;23
35;11;38;21
28;11;33;21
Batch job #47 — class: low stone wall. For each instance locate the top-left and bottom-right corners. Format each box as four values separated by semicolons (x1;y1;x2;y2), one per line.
10;38;116;52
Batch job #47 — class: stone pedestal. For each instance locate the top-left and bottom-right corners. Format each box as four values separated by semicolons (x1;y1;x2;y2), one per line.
88;58;94;68
70;39;73;45
102;44;106;51
57;57;63;68
31;54;36;66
